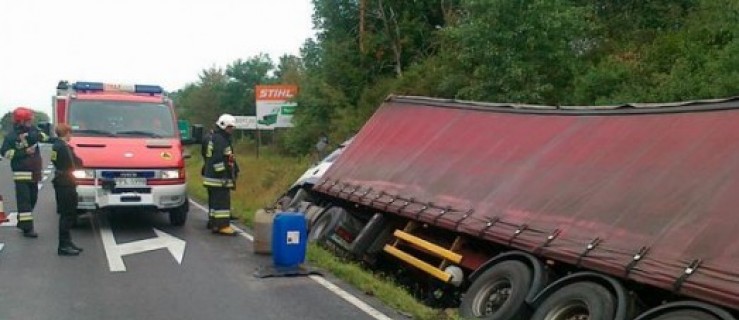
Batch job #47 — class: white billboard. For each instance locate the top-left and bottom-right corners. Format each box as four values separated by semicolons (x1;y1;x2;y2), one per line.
233;116;271;130
255;85;298;129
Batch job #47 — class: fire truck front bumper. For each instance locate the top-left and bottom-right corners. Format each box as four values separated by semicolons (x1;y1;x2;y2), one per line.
76;184;187;210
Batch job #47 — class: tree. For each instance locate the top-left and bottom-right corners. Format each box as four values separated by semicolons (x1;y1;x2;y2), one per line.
171;0;739;156
274;54;303;84
223;54;275;116
1;110;50;134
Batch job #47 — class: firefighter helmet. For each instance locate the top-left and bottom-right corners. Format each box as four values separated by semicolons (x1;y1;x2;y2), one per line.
12;107;34;124
216;114;236;129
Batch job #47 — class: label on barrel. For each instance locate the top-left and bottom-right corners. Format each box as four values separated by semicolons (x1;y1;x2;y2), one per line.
286;231;300;245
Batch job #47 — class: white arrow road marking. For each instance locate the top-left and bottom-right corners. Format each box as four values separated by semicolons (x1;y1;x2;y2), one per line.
0;212;18;227
99;216;186;272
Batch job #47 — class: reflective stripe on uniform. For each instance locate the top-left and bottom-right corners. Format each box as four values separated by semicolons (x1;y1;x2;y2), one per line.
224;146;232;156
39;132;49;142
212;210;231;219
13;171;33;181
51;150;57;161
18;212;33;222
213;162;226;172
4;149;15;159
203;177;234;188
206;141;213;158
203;177;224;187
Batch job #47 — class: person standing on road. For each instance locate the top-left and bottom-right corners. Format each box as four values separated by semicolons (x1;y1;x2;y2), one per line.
202;114;240;236
0;107;49;238
51;124;84;256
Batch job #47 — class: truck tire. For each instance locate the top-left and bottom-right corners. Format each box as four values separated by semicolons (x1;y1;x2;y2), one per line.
169;201;189;226
459;260;533;320
531;282;615;320
651;310;719;320
309;206;346;243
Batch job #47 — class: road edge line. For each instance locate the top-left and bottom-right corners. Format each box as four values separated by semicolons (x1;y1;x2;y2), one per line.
188;198;394;320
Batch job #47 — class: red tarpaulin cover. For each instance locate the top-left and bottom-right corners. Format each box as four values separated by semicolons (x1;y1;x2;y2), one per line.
315;96;739;310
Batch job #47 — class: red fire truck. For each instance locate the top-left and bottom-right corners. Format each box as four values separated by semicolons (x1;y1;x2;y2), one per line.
52;81;200;226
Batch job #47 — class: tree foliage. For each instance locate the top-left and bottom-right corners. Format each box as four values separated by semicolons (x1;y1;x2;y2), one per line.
174;0;739;155
1;110;50;134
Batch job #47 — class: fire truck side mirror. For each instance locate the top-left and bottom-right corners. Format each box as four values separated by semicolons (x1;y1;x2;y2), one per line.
38;122;52;137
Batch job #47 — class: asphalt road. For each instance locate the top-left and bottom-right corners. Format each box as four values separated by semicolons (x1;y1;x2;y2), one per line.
0;146;402;320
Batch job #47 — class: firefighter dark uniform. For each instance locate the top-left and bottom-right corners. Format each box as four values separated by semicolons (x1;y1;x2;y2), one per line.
203;115;239;235
52;136;83;255
0;109;49;237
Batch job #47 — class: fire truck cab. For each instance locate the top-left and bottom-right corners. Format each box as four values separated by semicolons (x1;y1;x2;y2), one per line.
52;81;200;226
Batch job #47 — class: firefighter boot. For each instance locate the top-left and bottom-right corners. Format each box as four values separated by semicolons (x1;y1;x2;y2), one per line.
23;229;38;238
58;242;81;256
215;225;237;236
69;241;83;252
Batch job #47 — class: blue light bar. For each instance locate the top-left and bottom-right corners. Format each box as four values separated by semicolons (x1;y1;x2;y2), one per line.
70;81;163;94
73;82;105;91
134;85;163;94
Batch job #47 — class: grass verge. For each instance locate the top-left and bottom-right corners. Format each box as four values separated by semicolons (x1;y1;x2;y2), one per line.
185;144;458;320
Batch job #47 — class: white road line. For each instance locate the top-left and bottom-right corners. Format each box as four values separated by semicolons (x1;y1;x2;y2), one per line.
0;243;5;253
308;275;394;320
39;169;51;190
188;198;393;320
99;215;128;272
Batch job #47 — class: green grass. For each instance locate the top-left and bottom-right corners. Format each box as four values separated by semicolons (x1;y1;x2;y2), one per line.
185;142;311;227
185;143;458;320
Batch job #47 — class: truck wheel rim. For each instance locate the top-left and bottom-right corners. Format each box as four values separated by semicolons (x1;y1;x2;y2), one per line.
472;279;512;316
544;301;589;320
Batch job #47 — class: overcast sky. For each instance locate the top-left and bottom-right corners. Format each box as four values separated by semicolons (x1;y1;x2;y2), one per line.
0;0;315;117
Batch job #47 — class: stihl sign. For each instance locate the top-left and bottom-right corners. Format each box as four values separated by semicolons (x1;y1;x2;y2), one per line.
256;85;298;101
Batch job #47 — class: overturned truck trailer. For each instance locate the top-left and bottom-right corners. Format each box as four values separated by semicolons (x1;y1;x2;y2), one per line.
311;96;739;320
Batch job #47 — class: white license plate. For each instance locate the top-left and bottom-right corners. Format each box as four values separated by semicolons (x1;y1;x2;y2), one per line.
114;178;147;187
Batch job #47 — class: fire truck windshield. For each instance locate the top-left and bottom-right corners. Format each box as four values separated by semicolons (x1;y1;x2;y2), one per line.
68;100;176;138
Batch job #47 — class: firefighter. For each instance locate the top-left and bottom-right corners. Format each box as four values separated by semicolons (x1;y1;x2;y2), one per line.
0;107;49;238
51;123;84;256
203;114;240;235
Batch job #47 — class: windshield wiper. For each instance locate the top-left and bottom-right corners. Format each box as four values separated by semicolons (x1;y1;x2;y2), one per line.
116;130;162;138
73;129;116;137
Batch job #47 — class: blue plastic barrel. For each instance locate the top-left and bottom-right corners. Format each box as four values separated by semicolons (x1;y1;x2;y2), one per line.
271;212;307;267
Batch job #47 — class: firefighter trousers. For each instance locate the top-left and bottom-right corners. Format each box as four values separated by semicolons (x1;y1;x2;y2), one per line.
15;180;38;232
55;185;78;245
207;187;231;230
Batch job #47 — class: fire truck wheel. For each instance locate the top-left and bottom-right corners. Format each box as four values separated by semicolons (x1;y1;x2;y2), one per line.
651;310;719;320
460;260;533;320
169;202;189;226
531;282;615;320
308;206;346;243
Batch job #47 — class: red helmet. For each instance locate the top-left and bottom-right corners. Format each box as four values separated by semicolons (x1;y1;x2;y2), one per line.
12;107;34;123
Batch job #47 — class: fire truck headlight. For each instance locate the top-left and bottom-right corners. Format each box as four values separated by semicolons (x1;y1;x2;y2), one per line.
72;170;94;179
161;170;180;179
